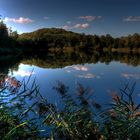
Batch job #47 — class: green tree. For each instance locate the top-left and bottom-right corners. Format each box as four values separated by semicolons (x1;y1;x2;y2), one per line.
10;31;19;40
0;21;9;46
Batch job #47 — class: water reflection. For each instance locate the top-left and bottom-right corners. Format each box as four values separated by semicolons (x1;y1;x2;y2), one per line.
65;65;89;71
21;52;140;68
0;51;140;105
76;73;96;79
0;51;140;139
12;69;35;77
121;73;140;79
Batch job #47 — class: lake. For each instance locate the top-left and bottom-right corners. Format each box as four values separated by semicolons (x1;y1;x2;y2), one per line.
0;51;140;137
2;51;140;106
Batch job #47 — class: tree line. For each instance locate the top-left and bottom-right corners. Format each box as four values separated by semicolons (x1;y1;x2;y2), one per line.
0;21;140;54
0;21;18;53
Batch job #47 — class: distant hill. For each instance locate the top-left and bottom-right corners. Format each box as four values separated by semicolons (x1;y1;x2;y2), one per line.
17;28;140;52
1;20;140;54
19;28;80;40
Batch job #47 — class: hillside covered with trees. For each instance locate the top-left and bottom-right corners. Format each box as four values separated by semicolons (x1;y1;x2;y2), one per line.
18;28;140;52
0;21;140;54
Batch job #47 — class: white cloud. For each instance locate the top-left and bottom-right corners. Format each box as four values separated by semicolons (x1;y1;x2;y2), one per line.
74;23;89;29
4;17;34;24
123;16;140;22
44;17;49;20
79;16;102;22
62;15;102;30
62;23;89;30
63;25;71;30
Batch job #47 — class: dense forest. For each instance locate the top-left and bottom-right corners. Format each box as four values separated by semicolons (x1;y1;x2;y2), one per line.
0;21;140;54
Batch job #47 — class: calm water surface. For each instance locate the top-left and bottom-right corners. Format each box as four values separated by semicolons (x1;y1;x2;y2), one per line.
0;53;139;136
8;61;140;105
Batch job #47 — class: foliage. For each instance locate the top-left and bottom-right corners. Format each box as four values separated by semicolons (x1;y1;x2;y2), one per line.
0;21;19;53
21;51;140;68
0;109;37;140
37;82;140;140
0;21;9;47
102;83;140;140
42;82;101;140
0;71;140;140
18;28;140;52
0;75;43;139
0;21;140;54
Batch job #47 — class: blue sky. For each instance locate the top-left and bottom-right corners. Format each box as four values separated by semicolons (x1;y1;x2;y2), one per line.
0;0;140;36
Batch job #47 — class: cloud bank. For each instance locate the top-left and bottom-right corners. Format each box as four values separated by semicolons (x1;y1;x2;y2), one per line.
123;16;140;22
63;23;89;30
79;16;102;22
4;17;34;24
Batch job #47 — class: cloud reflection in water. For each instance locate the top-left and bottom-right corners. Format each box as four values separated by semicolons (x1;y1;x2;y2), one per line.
121;73;140;79
13;70;35;77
